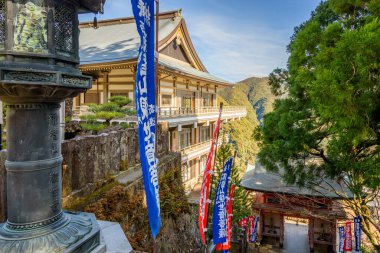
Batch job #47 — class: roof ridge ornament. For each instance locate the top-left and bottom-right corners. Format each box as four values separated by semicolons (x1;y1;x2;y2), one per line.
172;9;182;21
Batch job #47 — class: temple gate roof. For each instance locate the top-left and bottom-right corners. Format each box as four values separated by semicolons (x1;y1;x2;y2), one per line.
241;162;353;200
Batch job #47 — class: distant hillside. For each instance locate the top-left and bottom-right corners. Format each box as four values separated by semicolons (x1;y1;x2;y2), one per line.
218;76;276;165
240;77;275;126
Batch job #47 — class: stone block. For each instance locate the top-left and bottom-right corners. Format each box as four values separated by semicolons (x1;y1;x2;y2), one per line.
97;221;133;253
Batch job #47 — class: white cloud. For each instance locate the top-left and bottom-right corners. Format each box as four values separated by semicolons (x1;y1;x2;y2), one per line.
185;14;290;82
80;1;292;82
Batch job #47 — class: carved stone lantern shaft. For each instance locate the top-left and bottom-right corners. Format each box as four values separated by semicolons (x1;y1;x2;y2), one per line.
0;0;106;252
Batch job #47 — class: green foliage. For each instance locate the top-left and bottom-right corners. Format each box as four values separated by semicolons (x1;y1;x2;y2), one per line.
95;111;125;122
268;68;289;96
79;114;106;133
64;116;71;124
159;166;190;219
80;123;106;132
80;96;135;133
89;102;122;113
120;122;131;129
109;96;132;107
259;0;380;248
83;165;195;252
218;77;276;165
209;143;252;231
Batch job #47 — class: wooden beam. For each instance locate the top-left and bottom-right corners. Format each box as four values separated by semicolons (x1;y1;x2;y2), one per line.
107;74;135;78
103;82;135;85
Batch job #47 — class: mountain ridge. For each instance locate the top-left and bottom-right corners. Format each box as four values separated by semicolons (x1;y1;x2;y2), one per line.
218;76;276;165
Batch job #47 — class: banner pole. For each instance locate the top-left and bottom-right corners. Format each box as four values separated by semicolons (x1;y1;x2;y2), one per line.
205;102;223;245
155;0;159;121
154;0;159;165
154;2;159;251
153;238;157;253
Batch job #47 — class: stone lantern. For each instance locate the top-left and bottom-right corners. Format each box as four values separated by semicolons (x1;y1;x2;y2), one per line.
0;0;106;252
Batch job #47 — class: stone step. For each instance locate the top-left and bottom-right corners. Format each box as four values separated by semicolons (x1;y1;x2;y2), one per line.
116;166;142;185
94;221;133;253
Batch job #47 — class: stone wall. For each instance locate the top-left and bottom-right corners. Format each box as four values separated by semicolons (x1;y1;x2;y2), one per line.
62;123;169;201
0;123;170;222
123;152;181;196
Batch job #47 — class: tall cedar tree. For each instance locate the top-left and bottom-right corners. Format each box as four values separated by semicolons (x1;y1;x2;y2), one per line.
256;0;380;250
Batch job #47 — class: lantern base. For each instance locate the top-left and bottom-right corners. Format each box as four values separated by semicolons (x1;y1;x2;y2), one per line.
0;211;100;253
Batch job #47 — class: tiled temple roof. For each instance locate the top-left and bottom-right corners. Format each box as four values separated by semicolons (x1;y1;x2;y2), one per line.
241;162;353;199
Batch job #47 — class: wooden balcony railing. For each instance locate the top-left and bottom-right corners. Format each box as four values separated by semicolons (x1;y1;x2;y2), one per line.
181;140;213;155
181;137;223;157
73;106;247;120
157;106;247;118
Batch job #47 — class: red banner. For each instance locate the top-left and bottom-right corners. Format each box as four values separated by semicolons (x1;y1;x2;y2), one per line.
198;105;223;245
239;217;248;228
216;184;235;251
344;221;352;251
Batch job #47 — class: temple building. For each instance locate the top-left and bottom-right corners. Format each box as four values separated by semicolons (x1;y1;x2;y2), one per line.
75;10;247;191
241;163;351;253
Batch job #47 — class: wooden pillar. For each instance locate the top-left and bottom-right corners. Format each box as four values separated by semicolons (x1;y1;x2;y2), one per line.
332;220;337;253
280;213;284;248
259;211;264;244
95;78;100;104
191;127;195;145
309;218;315;252
196;157;200;179
172;76;177;107
80;93;85;104
196;82;201;108
195;126;199;144
102;71;110;104
168;130;172;151
157;73;161;106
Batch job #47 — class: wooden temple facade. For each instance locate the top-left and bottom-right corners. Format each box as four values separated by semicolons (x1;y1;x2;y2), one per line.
76;10;247;191
241;164;350;252
254;192;347;252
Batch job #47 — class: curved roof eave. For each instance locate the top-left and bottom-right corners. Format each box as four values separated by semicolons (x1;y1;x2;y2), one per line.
240;163;354;200
80;58;234;86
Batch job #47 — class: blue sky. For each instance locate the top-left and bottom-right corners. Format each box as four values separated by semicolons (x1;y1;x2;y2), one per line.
80;1;321;82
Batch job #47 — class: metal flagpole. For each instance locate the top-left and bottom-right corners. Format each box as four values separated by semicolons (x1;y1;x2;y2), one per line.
206;102;223;247
153;0;159;252
155;0;160;113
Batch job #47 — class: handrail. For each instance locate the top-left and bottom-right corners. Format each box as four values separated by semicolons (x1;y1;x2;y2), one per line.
72;106;247;119
181;140;212;154
157;106;247;118
181;137;223;154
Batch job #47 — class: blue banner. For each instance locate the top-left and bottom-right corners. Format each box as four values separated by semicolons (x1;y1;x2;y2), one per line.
354;216;362;251
213;157;234;245
132;0;161;239
251;216;259;243
339;226;345;253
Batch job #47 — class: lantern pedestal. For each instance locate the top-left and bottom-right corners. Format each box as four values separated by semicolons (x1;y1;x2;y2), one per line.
0;212;100;253
0;0;106;252
0;70;101;252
